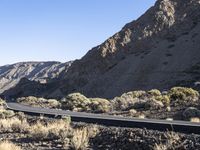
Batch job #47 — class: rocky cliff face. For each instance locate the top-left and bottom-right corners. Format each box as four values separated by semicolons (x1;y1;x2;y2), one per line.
3;0;200;99
0;61;72;94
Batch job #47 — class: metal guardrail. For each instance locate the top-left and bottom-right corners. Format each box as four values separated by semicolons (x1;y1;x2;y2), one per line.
5;102;200;134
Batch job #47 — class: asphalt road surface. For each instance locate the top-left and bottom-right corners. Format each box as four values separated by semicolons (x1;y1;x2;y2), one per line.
5;102;200;134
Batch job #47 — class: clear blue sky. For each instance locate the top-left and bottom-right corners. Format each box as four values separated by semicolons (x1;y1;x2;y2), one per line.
0;0;156;65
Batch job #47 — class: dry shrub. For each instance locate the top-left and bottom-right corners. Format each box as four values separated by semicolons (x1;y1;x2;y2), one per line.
29;122;49;140
61;93;91;111
89;98;111;113
71;127;89;150
111;91;146;110
62;93;111;113
0;117;28;133
0;141;21;150
0;98;5;106
154;95;170;106
17;96;60;108
130;91;147;98
111;96;140;111
153;132;180;150
86;125;99;138
29;119;71;140
154;143;167;150
29;119;93;148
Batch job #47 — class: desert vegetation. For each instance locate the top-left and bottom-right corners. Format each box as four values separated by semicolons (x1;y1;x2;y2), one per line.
1;87;200;149
17;96;61;108
16;87;200;121
0;112;98;149
0;111;200;150
61;93;111;113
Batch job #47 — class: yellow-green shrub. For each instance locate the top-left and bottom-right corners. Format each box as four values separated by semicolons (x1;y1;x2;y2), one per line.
89;98;111;113
61;93;91;111
155;95;170;106
168;87;199;101
148;89;161;97
128;91;147;98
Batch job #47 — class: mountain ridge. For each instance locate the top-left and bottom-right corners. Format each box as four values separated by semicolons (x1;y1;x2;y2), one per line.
0;61;72;95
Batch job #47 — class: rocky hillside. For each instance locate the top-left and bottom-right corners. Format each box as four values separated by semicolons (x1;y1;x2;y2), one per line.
0;61;72;94
59;0;200;97
3;0;200;99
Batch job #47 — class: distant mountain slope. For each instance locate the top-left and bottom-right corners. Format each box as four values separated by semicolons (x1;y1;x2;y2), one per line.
0;61;72;94
3;0;200;99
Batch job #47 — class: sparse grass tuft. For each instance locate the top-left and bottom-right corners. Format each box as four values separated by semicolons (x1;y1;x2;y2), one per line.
29;119;71;140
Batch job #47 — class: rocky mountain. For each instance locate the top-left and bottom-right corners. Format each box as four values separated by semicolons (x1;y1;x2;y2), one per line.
0;61;72;95
3;0;200;99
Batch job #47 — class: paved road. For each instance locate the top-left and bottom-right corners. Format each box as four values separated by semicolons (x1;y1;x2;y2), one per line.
5;102;200;134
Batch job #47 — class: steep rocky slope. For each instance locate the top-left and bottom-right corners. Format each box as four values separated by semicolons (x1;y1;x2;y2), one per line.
3;0;200;99
0;61;72;94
